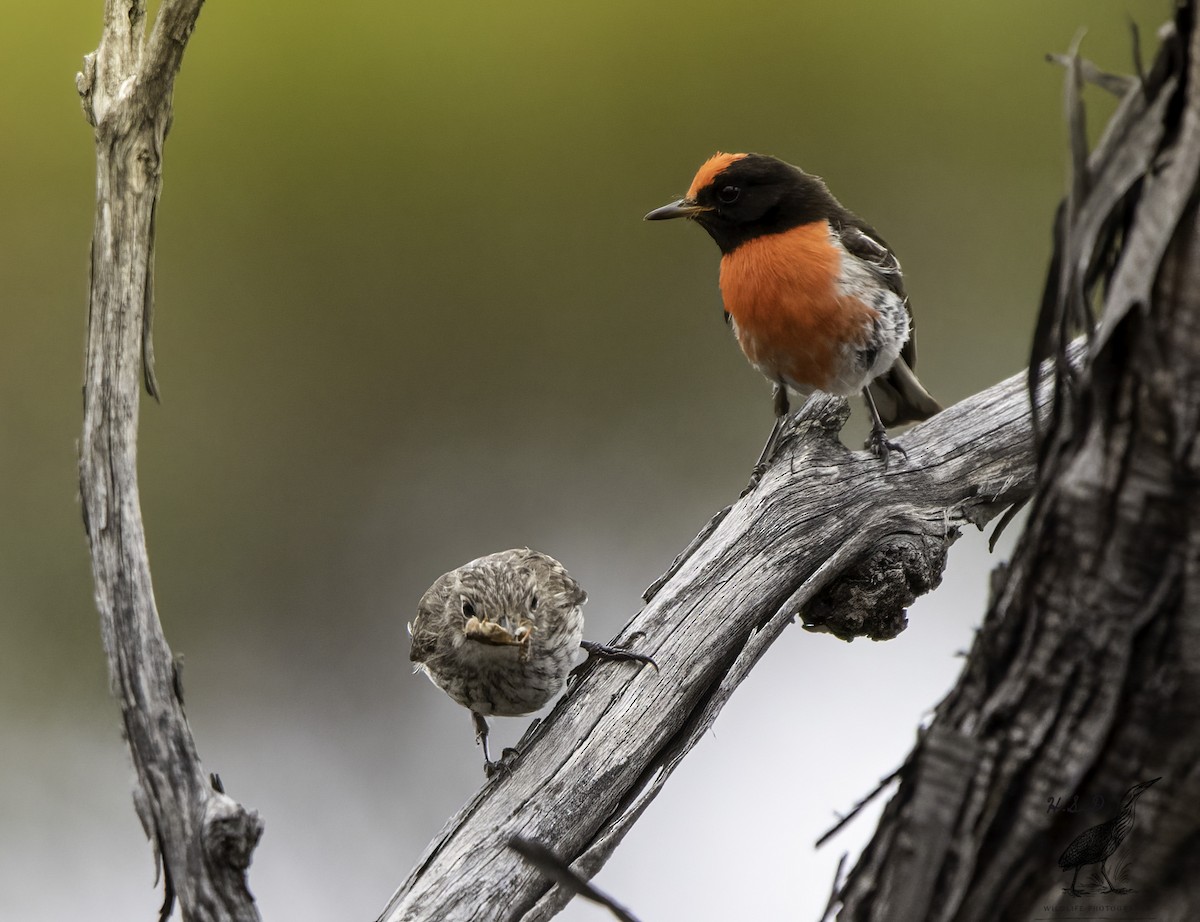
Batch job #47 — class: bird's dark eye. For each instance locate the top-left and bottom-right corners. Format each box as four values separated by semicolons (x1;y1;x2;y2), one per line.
718;185;740;204
530;595;539;611
463;599;476;618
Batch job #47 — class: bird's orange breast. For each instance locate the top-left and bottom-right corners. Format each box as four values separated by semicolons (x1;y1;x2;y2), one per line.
719;221;876;391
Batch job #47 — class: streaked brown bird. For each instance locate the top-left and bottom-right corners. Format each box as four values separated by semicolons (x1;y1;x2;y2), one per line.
409;548;656;777
646;152;941;476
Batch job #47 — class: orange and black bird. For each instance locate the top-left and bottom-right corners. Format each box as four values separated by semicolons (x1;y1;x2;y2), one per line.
646;152;941;473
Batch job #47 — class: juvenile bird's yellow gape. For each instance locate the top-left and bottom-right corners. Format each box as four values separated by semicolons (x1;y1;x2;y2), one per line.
647;152;941;478
409;549;656;777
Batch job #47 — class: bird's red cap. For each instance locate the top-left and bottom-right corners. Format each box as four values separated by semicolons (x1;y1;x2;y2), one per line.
686;152;747;200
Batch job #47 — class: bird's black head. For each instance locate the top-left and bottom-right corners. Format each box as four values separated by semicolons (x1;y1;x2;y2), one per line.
645;152;841;254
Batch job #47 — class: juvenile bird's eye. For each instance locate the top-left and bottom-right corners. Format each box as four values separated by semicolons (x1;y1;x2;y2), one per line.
530;595;539;611
718;185;740;204
463;599;476;618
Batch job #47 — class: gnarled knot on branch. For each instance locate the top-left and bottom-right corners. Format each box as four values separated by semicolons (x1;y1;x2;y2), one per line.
757;392;961;642
803;532;950;641
203;793;264;874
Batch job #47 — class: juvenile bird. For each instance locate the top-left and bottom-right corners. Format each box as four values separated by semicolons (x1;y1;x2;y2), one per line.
646;152;941;476
409;549;656;777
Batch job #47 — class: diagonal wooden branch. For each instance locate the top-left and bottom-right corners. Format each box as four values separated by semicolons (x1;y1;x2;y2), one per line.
77;2;263;921
378;344;1082;920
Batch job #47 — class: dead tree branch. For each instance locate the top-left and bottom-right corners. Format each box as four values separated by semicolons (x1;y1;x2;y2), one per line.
77;2;263;920
379;340;1079;919
837;5;1200;919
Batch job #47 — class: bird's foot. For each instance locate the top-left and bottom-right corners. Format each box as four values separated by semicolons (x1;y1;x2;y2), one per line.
740;462;768;497
864;425;907;470
484;747;521;779
568;639;658;689
580;639;659;672
742;410;790;496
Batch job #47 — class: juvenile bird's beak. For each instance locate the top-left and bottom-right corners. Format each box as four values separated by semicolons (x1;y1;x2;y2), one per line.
463;612;533;648
644;198;709;221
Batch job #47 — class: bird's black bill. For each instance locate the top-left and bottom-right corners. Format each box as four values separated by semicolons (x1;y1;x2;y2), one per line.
644;198;707;221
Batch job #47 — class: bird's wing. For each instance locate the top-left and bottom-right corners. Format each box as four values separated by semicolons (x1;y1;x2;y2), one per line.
839;223;904;294
409;607;439;664
838;219;917;371
410;575;458;663
1058;820;1117;867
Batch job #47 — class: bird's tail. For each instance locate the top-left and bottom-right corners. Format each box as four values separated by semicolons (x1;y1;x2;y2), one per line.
869;357;942;428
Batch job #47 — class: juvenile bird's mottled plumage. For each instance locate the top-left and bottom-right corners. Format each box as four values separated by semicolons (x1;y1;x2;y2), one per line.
409;548;655;776
410;548;586;717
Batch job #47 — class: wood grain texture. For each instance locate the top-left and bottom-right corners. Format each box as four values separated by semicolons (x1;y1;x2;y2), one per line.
77;3;263;920
380;347;1069;921
838;7;1200;919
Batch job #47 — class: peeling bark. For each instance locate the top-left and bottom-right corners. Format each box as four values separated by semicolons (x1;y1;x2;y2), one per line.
837;5;1200;919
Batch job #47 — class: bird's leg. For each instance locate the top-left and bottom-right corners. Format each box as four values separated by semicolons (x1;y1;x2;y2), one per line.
862;387;906;470
567;639;657;693
579;639;659;672
471;710;494;767
773;380;790;419
1098;861;1125;893
472;710;518;778
1067;865;1083;897
743;384;790;495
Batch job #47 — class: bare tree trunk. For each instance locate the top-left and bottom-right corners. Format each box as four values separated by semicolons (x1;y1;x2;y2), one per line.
76;3;262;920
836;4;1200;918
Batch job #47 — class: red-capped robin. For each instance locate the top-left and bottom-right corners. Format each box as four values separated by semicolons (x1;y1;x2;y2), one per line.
646;152;941;474
409;549;656;777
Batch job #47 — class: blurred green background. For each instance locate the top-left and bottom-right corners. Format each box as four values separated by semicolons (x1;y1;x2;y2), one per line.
0;2;1166;919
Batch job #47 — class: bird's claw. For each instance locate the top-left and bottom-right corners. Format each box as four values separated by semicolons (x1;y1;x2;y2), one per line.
568;645;658;691
484;747;521;779
580;640;659;672
864;427;906;470
741;462;768;497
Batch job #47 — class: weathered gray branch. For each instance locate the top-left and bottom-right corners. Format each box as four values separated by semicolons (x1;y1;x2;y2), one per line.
837;6;1200;919
380;338;1071;919
77;2;263;920
385;25;1192;915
